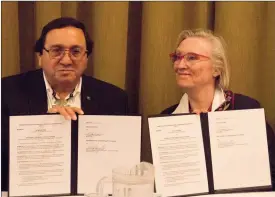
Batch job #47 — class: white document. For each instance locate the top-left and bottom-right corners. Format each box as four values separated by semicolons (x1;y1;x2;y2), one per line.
208;109;271;190
149;114;209;197
9;115;71;197
77;115;141;194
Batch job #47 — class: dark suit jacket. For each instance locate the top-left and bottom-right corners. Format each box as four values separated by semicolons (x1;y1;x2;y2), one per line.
161;93;275;190
1;69;129;191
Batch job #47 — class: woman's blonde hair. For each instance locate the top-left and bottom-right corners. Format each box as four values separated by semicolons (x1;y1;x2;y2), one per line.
176;29;230;89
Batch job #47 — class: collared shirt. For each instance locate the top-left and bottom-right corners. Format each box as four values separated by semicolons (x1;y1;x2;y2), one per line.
173;88;226;114
43;72;82;109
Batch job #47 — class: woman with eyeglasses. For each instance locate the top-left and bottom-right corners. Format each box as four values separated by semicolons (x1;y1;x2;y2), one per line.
161;29;275;189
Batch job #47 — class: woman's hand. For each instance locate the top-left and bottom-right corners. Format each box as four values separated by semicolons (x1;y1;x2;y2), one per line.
192;109;209;115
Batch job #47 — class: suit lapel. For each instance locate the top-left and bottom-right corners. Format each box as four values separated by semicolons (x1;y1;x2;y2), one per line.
26;69;48;114
81;76;101;115
25;71;101;115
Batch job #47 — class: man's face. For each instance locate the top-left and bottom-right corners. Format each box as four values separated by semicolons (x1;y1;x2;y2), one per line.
38;26;88;85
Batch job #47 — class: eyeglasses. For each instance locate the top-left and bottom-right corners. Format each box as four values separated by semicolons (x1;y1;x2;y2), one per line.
169;52;210;64
43;46;88;61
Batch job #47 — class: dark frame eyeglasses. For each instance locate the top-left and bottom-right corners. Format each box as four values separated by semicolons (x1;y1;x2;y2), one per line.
43;47;88;60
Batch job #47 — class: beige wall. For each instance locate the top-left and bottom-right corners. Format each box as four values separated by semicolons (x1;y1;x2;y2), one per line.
2;2;275;129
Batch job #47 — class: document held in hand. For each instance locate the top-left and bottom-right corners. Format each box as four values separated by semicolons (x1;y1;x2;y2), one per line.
9;115;141;197
148;108;271;197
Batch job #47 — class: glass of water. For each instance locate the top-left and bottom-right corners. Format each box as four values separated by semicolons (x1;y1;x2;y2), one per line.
85;162;155;197
112;162;155;197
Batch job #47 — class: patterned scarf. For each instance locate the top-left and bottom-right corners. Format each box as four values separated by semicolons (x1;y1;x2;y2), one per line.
188;90;234;112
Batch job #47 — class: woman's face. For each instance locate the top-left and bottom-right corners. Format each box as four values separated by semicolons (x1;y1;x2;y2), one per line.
173;37;217;90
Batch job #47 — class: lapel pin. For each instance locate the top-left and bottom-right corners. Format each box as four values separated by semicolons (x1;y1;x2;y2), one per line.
87;96;91;100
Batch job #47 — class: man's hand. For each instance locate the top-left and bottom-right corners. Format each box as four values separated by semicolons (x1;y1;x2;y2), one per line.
48;106;84;120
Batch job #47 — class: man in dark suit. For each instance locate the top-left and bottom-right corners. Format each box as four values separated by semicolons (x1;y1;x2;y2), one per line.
1;17;129;191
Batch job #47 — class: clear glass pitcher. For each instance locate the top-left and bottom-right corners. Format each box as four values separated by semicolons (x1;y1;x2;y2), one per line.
85;162;155;197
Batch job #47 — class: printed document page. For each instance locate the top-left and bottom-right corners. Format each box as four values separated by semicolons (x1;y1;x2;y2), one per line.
77;115;141;194
9;115;71;197
149;114;209;197
208;109;271;190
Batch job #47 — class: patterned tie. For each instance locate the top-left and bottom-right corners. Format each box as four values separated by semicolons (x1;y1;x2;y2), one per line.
52;91;74;107
54;99;69;106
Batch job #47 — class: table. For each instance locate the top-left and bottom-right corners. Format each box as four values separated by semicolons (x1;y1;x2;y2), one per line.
2;191;275;197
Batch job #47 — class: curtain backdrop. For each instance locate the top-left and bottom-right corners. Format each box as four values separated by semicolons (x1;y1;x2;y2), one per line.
2;1;275;161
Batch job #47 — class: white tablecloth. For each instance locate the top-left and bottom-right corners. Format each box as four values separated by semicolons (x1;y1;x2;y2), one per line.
2;191;275;197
